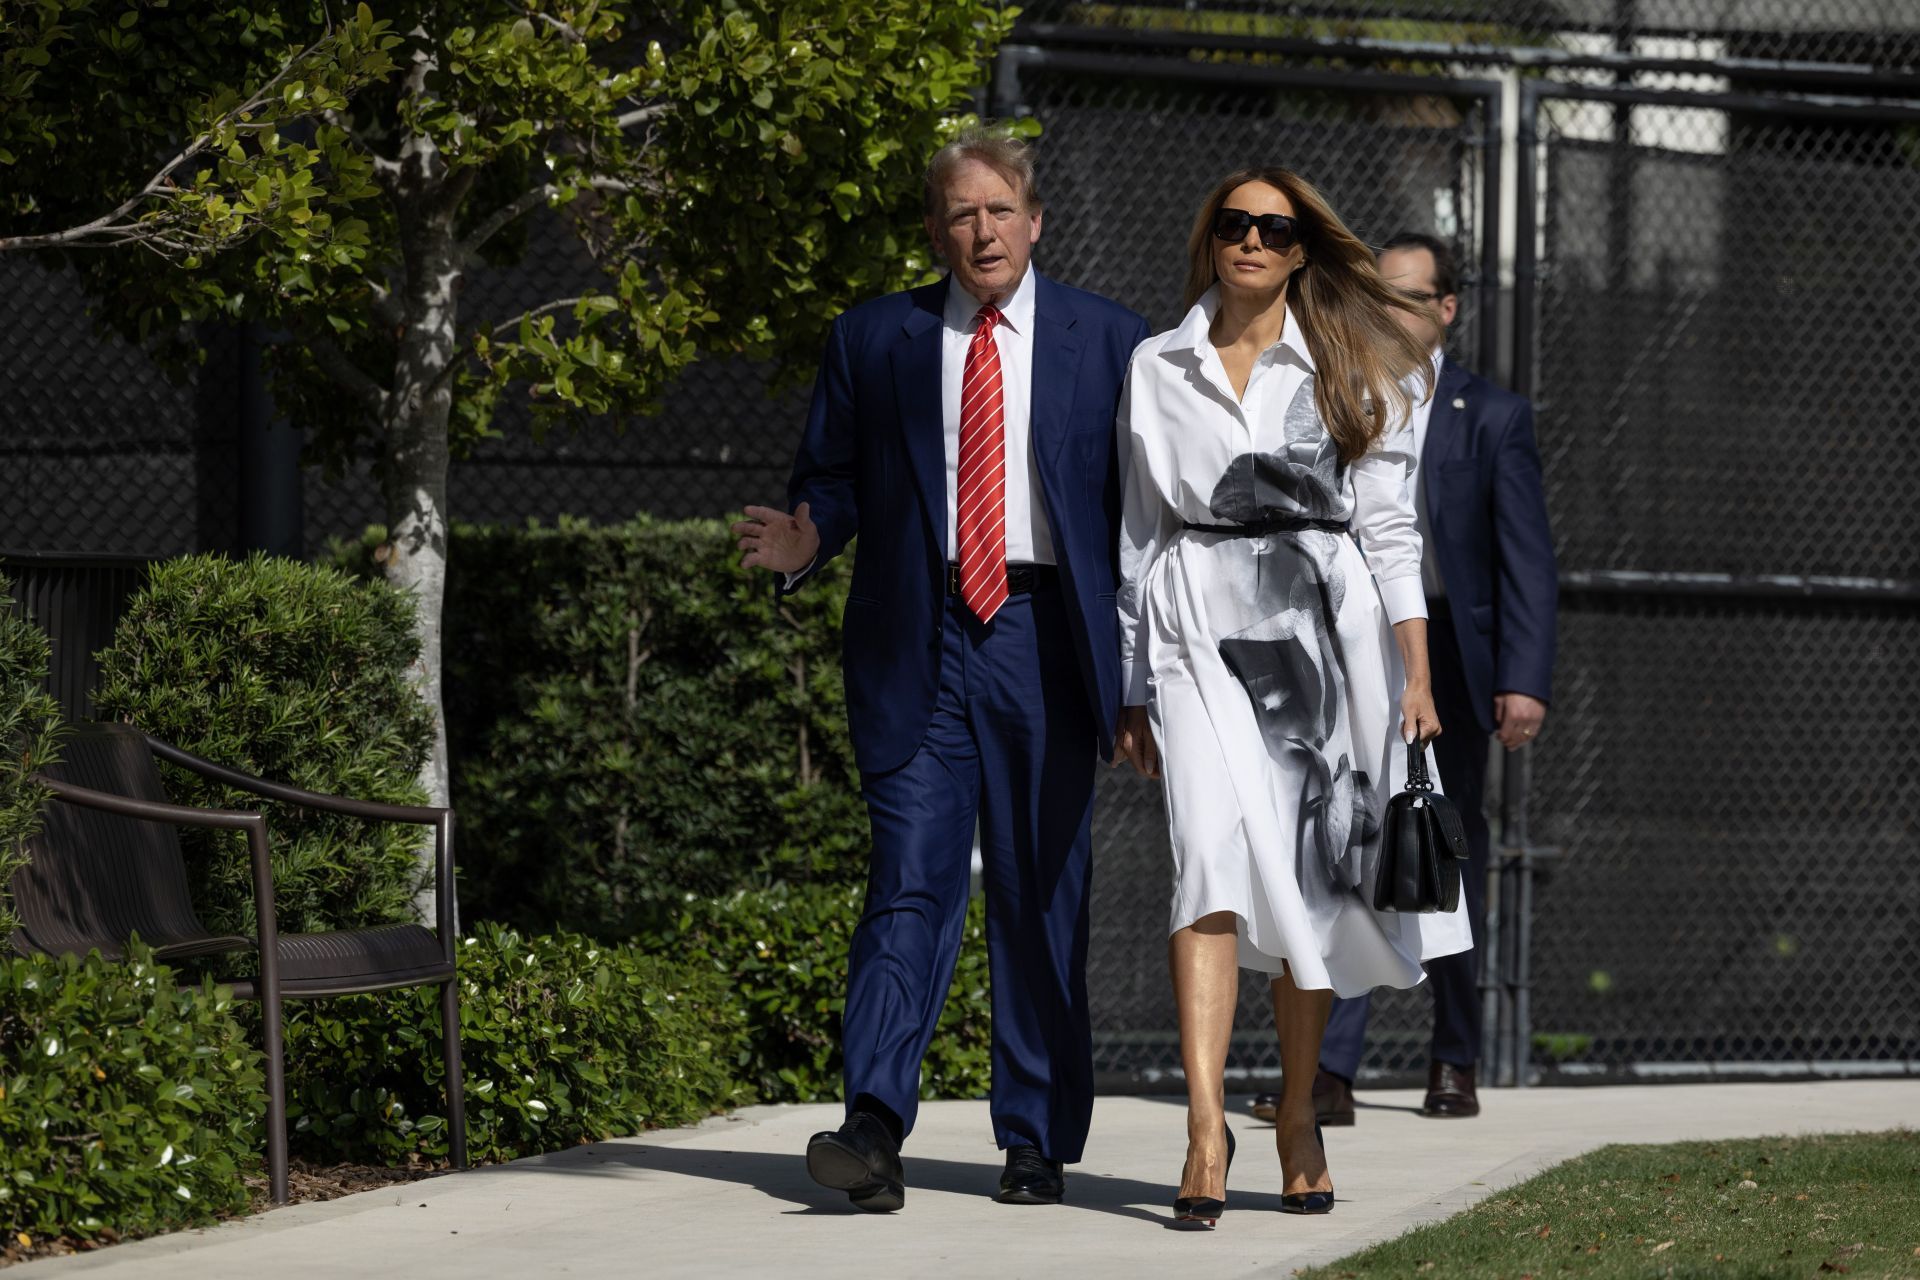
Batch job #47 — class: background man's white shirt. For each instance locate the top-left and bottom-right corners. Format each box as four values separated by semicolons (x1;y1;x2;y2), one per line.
1406;346;1447;599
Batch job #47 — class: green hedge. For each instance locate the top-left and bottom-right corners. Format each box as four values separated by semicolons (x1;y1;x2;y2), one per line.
658;881;993;1104
334;516;871;938
0;570;61;941
92;553;436;937
0;944;265;1244
1;928;752;1239
277;923;748;1165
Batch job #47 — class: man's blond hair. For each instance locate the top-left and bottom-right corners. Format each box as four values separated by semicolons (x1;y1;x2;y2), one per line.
923;124;1043;216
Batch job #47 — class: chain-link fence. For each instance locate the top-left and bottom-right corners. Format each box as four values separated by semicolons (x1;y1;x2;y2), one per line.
6;8;1918;1091
0;218;804;558
1010;1;1920;78
1517;85;1920;1078
0;257;245;558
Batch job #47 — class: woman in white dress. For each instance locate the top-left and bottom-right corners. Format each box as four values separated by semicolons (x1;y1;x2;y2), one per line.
1114;168;1473;1225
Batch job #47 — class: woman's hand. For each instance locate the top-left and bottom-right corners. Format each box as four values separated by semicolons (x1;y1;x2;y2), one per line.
1400;680;1442;745
1115;704;1160;779
1390;616;1441;743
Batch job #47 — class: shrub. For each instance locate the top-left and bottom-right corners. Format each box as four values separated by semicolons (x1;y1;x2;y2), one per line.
91;553;436;937
277;924;748;1166
334;516;870;937
0;571;62;941
657;882;993;1104
0;943;265;1244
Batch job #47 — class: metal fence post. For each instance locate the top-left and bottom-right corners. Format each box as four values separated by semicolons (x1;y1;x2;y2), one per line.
1499;745;1534;1087
990;44;1033;120
237;323;305;558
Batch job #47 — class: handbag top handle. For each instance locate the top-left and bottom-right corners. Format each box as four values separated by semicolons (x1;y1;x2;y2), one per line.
1404;737;1434;792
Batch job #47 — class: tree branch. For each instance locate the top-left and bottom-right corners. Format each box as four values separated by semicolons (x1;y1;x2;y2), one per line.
0;137;215;252
0;35;348;255
460;185;552;257
534;14;586;45
616;104;670;130
367;278;405;330
489;296;591;339
459;177;637;257
303;332;391;417
420;285;612;404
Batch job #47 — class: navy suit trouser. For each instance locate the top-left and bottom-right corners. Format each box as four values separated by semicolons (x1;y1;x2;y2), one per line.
840;585;1098;1161
1321;606;1493;1080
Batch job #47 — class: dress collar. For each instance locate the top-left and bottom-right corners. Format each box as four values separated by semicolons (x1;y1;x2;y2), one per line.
1166;283;1314;371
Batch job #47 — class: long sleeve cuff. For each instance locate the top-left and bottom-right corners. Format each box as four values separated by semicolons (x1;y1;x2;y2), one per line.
1377;575;1429;626
1493;659;1555;706
781;557;818;593
1121;658;1149;707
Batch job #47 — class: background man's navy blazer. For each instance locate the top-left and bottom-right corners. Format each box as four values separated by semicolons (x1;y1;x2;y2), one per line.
1423;357;1558;727
782;271;1150;775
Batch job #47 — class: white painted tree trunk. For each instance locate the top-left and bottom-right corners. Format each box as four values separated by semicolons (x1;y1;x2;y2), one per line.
382;93;468;924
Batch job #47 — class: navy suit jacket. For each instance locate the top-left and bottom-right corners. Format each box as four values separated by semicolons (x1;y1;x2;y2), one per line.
1423;357;1559;733
782;271;1151;776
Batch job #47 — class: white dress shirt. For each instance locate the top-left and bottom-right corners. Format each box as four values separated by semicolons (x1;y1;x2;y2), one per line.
1404;346;1448;599
942;268;1054;565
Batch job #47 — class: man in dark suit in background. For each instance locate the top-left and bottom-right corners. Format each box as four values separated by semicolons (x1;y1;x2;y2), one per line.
733;126;1148;1210
1259;231;1557;1124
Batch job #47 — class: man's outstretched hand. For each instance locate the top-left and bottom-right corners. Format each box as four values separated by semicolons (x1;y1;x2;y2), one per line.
733;502;822;575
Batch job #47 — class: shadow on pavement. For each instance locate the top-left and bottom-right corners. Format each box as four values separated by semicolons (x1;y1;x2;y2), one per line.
527;1143;1305;1226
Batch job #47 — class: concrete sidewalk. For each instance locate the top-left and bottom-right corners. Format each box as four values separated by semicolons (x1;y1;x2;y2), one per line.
22;1080;1918;1279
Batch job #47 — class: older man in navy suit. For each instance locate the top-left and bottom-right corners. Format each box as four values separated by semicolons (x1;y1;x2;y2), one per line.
733;127;1148;1211
1267;232;1557;1125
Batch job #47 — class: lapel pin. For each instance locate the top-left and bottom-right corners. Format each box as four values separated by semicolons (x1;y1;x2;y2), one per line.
1452;397;1466;410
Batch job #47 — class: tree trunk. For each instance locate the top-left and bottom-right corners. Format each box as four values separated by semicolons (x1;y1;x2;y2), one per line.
381;103;469;924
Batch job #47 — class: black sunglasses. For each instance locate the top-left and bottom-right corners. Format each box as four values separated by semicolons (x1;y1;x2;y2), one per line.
1211;207;1299;251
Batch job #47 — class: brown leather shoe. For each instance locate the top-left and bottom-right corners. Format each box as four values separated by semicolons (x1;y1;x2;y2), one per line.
1423;1061;1480;1118
1249;1091;1279;1123
1312;1069;1356;1126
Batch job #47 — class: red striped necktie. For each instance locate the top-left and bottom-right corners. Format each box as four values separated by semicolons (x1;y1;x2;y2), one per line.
956;303;1008;624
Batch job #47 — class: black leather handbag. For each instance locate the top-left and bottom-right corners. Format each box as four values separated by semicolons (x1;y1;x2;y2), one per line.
1372;739;1471;913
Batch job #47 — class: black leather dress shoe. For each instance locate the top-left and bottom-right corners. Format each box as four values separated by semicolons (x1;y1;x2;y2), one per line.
996;1145;1066;1204
1252;1071;1355;1127
1423;1061;1480;1118
806;1112;906;1212
1313;1069;1356;1126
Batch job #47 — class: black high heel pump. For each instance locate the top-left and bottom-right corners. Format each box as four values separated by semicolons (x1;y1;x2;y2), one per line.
1172;1123;1236;1228
1279;1121;1335;1215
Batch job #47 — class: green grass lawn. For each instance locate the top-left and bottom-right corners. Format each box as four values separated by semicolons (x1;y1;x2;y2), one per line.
1301;1130;1920;1279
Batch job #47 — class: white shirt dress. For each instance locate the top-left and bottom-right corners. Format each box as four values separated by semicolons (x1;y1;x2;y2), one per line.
1117;286;1472;997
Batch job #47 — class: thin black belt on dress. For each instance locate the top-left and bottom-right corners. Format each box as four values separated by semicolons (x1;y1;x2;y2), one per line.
944;562;1059;596
1181;516;1349;537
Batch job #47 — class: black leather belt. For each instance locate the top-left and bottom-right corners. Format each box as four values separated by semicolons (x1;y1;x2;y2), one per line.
945;562;1059;596
1183;516;1349;537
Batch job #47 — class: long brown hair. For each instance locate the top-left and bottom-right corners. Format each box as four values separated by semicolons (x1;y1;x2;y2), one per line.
1182;167;1437;464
